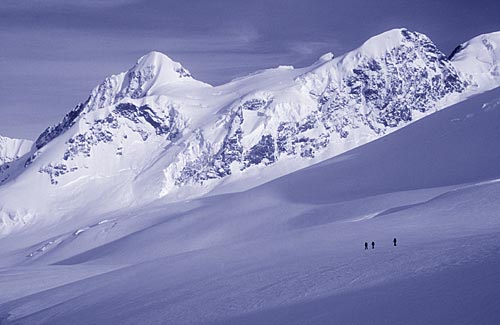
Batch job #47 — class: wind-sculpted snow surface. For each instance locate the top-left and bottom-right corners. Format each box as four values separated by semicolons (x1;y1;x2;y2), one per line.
0;28;499;231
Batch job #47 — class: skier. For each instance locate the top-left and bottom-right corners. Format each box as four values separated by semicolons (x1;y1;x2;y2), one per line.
371;241;375;249
365;242;368;250
393;238;397;247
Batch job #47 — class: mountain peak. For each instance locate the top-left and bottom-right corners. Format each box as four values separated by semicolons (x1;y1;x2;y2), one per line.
134;51;186;76
449;31;500;90
3;28;499;232
129;50;194;84
119;50;213;98
353;28;430;57
137;51;174;65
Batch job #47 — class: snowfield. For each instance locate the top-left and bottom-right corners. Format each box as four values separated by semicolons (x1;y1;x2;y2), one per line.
0;82;500;324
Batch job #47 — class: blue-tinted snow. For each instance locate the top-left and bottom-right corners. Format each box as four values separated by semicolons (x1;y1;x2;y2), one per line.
0;88;500;324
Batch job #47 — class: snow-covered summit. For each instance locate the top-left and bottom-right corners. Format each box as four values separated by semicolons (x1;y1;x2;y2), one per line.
34;51;210;150
449;31;500;91
135;51;190;78
123;51;209;96
348;28;418;57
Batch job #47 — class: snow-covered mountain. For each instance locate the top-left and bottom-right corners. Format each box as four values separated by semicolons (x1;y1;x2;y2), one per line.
449;31;500;90
0;135;32;179
2;83;500;325
1;28;500;232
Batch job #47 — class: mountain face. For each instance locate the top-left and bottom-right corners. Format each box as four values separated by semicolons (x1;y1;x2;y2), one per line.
171;29;469;189
1;28;499;232
0;136;32;181
34;51;202;152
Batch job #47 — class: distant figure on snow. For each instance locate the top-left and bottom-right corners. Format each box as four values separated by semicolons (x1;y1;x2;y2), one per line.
371;241;375;249
365;242;368;250
393;238;397;247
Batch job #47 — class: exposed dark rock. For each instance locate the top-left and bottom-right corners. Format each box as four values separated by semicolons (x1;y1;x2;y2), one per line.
244;135;276;167
35;100;88;150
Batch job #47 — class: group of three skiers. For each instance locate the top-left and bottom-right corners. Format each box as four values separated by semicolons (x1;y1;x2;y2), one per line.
365;238;397;250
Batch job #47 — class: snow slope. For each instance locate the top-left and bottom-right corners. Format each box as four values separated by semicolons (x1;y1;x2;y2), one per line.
0;135;32;186
0;84;500;324
450;31;500;91
1;28;500;233
0;135;32;166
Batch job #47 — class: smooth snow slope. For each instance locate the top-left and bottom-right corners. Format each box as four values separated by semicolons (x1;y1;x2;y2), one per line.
0;86;500;324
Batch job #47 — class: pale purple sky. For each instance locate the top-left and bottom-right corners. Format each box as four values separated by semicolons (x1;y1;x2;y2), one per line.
1;0;499;140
